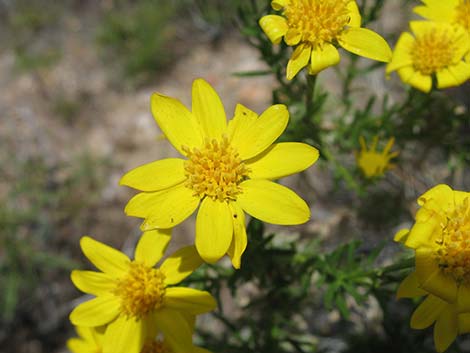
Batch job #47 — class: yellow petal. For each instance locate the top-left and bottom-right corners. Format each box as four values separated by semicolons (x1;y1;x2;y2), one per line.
411;295;447;329
458;313;470;333
415;247;440;284
457;284;470;312
103;315;144;353
160;245;203;285
271;0;289;11
393;228;410;243
80;236;130;277
69;296;120;327
227;104;258;144
155;308;193;353
247;142;319;180
418;184;453;208
119;158;186;192
227;201;247;269
71;270;116;296
407;71;433;93
238;179;310;225
231;104;289;160
405;220;439;249
191;78;227;139
195;198;233;264
124;184;200;230
434;306;458;353
386;32;415;73
397;272;427;299
347;1;361;27
413;2;455;22
164;287;216;314
259;15;289;44
338;27;392;62
421;270;458;303
287;43;311;80
437;62;470;89
309;44;340;75
134;229;172;267
67;338;92;353
151;93;203;156
285;28;301;46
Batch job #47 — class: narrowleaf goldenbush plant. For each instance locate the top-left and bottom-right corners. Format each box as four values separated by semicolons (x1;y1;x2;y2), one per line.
65;1;470;353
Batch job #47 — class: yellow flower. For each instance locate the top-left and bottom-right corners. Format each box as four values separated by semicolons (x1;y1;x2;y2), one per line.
67;326;212;353
414;0;470;60
394;184;470;306
356;136;398;178
69;231;216;353
258;0;392;79
386;21;470;92
120;78;319;267
397;272;470;352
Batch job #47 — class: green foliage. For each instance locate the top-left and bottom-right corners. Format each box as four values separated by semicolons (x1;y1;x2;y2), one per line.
97;0;179;84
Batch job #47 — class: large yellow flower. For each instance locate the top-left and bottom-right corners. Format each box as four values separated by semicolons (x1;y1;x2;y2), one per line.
397;272;470;352
394;184;470;307
386;21;470;92
258;0;392;79
69;231;216;353
414;0;470;60
120;79;319;267
356;136;398;178
67;326;212;353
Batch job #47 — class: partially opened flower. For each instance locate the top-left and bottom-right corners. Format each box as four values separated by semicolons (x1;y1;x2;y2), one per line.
386;21;470;92
120;78;319;267
397;271;470;352
67;326;212;353
414;0;470;60
356;136;398;178
394;184;470;307
259;0;392;79
69;231;216;353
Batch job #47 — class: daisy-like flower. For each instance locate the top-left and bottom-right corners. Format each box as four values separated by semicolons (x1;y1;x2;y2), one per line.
120;79;319;267
69;230;216;353
397;272;470;352
414;0;470;60
394;184;470;309
258;0;392;79
67;326;212;353
386;21;470;92
356;136;398;178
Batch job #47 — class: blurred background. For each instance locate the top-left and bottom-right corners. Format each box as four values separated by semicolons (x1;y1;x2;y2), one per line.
0;1;468;353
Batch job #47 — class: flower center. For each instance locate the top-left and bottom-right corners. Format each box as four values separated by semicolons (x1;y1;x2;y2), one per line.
357;152;389;178
183;136;250;202
435;197;470;284
141;341;170;353
114;262;166;318
411;28;455;75
456;0;470;31
284;0;352;47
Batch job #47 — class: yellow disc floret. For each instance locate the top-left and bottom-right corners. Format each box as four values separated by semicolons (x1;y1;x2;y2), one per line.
411;28;456;76
114;262;166;318
456;0;470;31
284;0;351;47
183;136;250;202
435;197;470;284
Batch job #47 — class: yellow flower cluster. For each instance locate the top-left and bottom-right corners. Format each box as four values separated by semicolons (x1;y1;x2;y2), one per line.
68;79;319;353
387;1;470;92
356;136;398;179
395;184;470;352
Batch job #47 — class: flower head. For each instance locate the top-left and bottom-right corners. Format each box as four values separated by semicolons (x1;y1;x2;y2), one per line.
259;0;392;79
386;21;470;92
394;184;470;306
396;272;470;352
120;79;319;267
69;231;216;353
356;136;398;178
